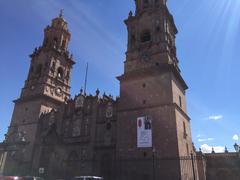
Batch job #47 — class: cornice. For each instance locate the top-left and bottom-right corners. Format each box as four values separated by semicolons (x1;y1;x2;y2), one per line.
117;64;188;90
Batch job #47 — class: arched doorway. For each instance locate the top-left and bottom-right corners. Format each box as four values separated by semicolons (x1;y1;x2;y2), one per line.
100;154;112;180
65;151;79;179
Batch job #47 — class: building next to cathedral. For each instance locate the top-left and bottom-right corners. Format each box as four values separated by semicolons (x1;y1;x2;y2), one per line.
0;1;240;180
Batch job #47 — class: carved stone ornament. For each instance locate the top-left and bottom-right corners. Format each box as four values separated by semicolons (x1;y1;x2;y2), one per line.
106;102;113;118
75;95;84;108
72;126;80;137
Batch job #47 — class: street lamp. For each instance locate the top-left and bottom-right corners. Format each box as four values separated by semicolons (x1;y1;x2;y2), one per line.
234;143;239;152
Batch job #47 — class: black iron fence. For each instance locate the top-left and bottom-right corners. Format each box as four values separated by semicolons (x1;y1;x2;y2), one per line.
57;155;206;180
2;153;240;180
61;154;240;180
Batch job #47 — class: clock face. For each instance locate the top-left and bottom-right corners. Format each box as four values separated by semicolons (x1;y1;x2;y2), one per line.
55;88;62;96
141;53;150;62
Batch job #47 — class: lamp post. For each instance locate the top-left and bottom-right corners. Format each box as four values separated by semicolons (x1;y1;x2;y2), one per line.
234;143;240;159
234;143;240;153
233;143;240;157
152;147;156;180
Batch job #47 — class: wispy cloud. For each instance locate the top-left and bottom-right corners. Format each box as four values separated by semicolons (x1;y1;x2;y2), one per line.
196;134;201;138
200;144;225;153
30;0;126;78
233;134;239;141
207;115;223;121
198;138;215;142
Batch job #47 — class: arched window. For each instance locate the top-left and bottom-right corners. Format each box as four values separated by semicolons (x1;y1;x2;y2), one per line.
66;71;70;79
62;39;66;49
130;34;136;47
30;66;34;73
141;30;151;42
54;37;58;43
28;66;34;79
36;64;42;77
57;67;64;79
143;0;149;8
53;37;58;48
44;38;49;46
50;62;56;74
179;95;182;108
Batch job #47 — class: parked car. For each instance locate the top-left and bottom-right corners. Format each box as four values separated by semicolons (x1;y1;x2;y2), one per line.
0;177;23;180
71;176;103;180
22;177;44;180
0;177;44;180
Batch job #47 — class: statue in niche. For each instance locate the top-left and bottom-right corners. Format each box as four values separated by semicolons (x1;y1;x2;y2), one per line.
106;102;113;118
72;127;80;137
5;127;27;143
72;120;80;137
75;95;84;109
16;131;27;142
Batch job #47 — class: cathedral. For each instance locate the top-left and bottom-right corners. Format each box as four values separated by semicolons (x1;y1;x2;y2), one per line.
1;1;239;180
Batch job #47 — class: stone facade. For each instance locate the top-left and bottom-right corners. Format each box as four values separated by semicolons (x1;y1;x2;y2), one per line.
0;1;237;180
205;153;240;180
31;92;118;180
117;0;194;179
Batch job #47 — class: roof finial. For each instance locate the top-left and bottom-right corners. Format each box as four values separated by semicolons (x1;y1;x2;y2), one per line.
59;9;64;18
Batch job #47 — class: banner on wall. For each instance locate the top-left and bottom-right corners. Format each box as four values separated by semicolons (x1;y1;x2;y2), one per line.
137;116;152;148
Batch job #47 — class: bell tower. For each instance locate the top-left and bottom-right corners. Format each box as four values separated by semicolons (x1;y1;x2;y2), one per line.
3;11;75;175
117;0;196;179
125;0;178;73
22;10;74;103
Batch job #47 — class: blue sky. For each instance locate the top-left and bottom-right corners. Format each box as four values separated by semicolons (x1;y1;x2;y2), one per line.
0;0;240;153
